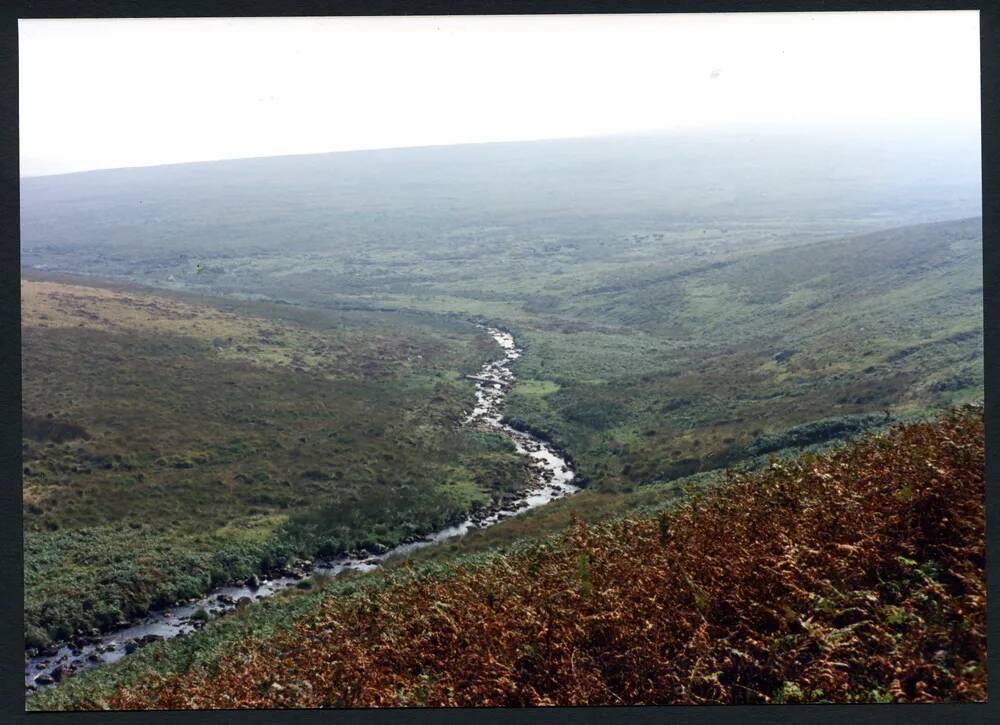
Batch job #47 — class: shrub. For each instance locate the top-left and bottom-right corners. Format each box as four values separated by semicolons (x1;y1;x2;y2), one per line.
189;608;209;623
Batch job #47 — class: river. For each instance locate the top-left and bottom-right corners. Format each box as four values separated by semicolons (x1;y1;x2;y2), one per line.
25;325;578;691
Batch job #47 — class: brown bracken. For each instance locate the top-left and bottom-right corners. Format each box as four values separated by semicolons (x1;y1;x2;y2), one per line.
101;407;986;708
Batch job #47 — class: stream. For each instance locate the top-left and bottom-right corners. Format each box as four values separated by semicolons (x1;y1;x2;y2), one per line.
25;325;578;691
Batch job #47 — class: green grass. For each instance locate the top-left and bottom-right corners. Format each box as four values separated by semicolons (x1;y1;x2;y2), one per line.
510;379;561;397
491;218;984;487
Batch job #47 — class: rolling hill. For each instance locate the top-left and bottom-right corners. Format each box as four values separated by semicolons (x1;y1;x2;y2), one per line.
21;128;983;707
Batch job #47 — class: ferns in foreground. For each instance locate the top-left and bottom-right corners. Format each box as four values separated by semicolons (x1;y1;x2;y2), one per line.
98;407;985;708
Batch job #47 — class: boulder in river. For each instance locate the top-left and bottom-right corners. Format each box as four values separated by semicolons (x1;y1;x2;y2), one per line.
245;574;260;589
236;596;253;609
34;674;54;686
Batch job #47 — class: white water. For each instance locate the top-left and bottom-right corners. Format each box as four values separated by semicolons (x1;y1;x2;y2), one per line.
26;325;578;690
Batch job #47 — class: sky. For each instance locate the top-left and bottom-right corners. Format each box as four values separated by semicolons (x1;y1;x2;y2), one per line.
19;11;981;177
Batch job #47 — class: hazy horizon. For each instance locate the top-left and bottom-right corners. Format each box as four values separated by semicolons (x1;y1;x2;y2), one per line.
17;120;982;182
19;11;981;177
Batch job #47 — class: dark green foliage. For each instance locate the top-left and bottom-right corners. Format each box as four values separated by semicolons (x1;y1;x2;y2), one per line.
190;608;209;622
501;218;983;488
739;413;892;458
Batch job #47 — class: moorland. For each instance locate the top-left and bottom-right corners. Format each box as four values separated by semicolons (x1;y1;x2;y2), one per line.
22;277;530;648
35;409;987;707
20;127;984;706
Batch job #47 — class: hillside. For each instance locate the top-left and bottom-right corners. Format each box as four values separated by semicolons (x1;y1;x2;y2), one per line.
20;130;983;705
20;129;980;269
20;213;983;648
40;407;983;709
21;277;529;649
502;217;984;486
19;134;985;496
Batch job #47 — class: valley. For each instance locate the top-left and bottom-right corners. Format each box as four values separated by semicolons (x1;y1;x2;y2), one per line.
19;132;984;707
24;322;577;689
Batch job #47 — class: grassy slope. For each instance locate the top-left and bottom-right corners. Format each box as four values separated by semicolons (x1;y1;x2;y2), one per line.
268;216;977;491
20;217;983;650
20;138;983;704
499;217;984;487
19;135;984;496
35;408;982;709
22;215;985;494
20;130;981;265
21;277;534;647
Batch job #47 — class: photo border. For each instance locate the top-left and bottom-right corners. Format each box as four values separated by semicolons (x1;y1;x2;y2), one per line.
1;2;995;724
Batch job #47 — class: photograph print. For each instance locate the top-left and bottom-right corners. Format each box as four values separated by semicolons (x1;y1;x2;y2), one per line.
18;10;986;711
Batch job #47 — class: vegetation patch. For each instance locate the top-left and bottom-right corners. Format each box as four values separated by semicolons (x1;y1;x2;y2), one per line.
76;408;983;708
21;278;529;646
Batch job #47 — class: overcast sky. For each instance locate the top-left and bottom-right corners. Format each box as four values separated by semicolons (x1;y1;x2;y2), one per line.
19;11;981;177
